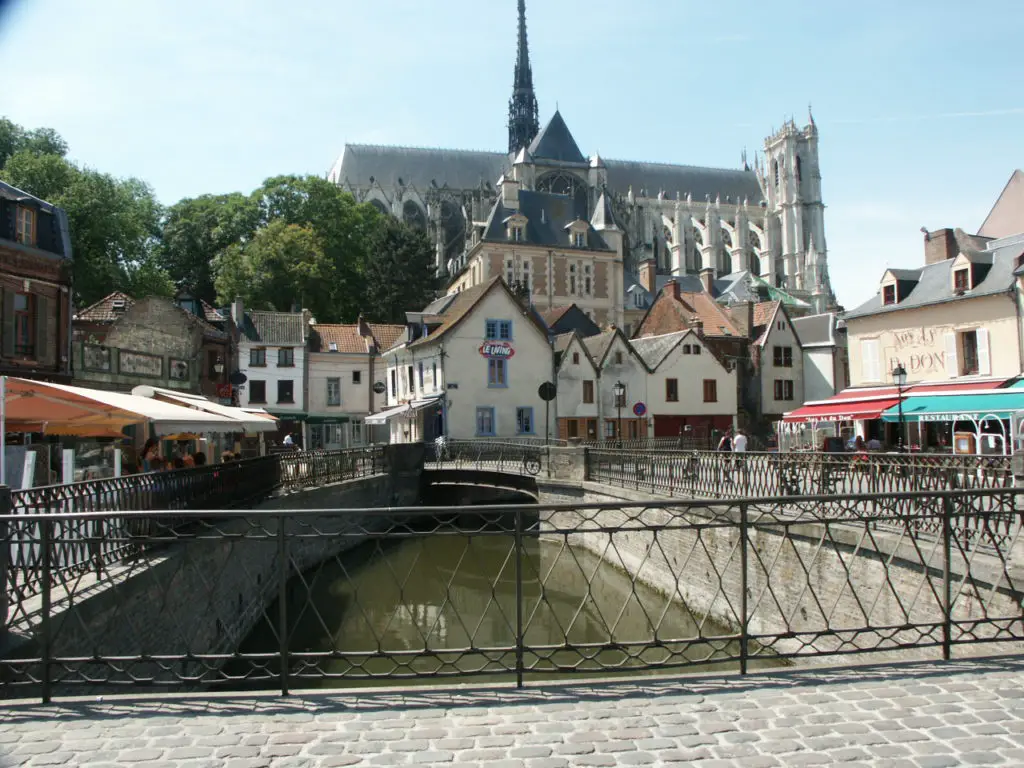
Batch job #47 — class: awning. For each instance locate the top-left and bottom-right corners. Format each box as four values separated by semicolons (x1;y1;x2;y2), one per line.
2;378;245;436
783;397;902;424
365;404;411;425
410;396;443;411
132;386;278;432
881;390;1024;423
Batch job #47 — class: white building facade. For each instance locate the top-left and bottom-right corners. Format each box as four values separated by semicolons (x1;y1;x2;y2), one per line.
376;278;554;442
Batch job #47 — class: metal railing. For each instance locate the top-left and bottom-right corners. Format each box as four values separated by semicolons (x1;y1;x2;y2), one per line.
1;487;1021;700
3;447;386;612
428;439;544;476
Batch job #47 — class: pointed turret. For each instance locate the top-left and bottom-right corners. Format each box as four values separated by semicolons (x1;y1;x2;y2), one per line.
508;0;540;154
528;110;586;163
590;189;619;231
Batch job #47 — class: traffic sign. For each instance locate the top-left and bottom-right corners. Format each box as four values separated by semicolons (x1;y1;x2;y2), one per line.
538;382;557;401
372;381;386;395
633;402;647;417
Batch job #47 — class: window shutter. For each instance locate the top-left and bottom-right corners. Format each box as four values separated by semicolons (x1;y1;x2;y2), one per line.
944;332;958;378
1;290;13;359
35;295;48;363
860;339;879;383
976;328;990;376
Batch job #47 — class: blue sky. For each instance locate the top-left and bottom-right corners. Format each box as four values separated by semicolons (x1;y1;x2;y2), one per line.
1;0;1022;310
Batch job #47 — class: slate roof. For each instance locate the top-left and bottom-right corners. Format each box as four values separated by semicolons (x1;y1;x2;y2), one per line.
791;313;837;347
332;145;507;191
603;160;764;204
330;143;765;205
590;190;619;231
528;111;586;164
243;310;309;345
631;331;688;370
481;189;612;250
845;234;1024;320
75;291;134;323
581;330;616;367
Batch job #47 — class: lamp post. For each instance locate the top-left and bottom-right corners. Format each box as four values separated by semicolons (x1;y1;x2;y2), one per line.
613;380;626;449
892;362;907;451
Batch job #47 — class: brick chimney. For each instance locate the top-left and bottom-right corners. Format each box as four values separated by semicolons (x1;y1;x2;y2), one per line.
661;279;681;300
638;259;656;294
699;267;715;294
500;175;520;209
924;228;958;265
731;301;756;338
357;314;372;339
231;296;244;326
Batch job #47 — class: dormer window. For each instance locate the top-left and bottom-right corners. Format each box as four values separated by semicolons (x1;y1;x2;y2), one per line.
509;225;524;242
883;284;896;305
573;232;585;248
328;342;338;352
954;268;970;293
15;206;35;246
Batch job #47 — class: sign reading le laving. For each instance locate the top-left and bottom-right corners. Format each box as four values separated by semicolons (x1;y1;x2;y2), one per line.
479;341;515;359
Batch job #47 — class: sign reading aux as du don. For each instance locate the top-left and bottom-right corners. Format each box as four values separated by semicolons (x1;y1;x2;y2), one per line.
479;341;515;359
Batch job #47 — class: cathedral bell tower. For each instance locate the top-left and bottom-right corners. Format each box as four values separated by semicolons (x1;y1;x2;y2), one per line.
761;109;831;303
508;0;540;155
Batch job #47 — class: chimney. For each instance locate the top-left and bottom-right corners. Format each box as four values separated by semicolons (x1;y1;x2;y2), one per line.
231;296;244;326
924;228;958;265
661;279;681;300
699;267;715;294
357;314;372;339
730;301;756;338
500;175;520;209
638;258;656;294
693;318;705;337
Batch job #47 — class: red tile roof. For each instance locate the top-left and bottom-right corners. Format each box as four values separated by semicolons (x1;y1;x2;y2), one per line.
75;291;134;323
368;323;405;352
636;285;741;339
315;325;370;353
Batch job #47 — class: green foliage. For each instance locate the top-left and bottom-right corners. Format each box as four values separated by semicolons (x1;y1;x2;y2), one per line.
363;216;438;323
160;193;259;303
0;118;171;307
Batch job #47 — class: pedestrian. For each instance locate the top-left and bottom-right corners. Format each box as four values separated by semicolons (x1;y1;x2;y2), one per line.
283;432;295;448
193;452;207;467
733;430;748;453
716;431;733;452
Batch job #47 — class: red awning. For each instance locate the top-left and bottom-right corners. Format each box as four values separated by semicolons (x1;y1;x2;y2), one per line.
783;397;902;424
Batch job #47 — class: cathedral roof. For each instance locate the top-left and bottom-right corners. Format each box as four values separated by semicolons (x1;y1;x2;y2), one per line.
603;160;764;205
528;111;587;164
332;144;507;192
481;189;613;250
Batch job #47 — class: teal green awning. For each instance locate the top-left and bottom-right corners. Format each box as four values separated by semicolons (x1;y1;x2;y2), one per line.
881;391;1024;423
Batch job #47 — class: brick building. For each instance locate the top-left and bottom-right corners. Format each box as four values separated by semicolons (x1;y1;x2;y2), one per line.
0;180;74;383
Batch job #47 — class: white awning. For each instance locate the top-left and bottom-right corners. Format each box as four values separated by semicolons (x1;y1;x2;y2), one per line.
4;378;245;436
410;396;443;412
131;386;278;432
365;404;411;425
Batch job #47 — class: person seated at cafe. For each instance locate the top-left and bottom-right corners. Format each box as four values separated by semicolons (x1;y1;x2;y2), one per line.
171;456;186;470
182;454;195;468
221;451;234;463
193;451;207;466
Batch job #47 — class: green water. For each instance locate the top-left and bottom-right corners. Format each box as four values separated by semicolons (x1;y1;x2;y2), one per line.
230;521;780;688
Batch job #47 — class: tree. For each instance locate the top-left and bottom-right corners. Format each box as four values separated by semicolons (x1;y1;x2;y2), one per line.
160;193;260;303
362;217;438;323
213;222;334;317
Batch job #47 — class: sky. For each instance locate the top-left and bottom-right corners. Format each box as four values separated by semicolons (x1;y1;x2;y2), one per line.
1;0;1022;311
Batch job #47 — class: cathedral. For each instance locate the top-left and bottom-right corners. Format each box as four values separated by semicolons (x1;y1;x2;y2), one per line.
328;0;835;322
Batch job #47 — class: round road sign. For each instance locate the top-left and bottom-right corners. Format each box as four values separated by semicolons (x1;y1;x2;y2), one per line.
372;381;386;395
538;382;557;401
633;402;647;417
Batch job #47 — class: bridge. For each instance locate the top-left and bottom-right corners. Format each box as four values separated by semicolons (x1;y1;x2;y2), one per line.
0;442;1022;706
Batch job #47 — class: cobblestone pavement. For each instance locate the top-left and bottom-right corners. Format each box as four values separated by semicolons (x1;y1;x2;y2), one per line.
2;655;1024;767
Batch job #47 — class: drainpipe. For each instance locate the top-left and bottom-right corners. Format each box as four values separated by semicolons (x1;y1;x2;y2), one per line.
1011;285;1024;383
439;342;449;440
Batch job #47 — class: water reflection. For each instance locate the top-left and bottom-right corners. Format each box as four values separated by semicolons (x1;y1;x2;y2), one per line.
233;521;780;688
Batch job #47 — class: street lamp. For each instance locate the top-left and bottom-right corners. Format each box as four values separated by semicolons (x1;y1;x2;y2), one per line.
613;380;626;448
892;362;907;451
213;356;225;376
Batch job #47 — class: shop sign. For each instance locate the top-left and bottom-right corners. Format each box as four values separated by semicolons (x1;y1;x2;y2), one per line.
479;341;515;359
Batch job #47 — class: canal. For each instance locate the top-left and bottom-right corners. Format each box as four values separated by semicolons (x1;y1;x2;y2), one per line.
231;511;780;688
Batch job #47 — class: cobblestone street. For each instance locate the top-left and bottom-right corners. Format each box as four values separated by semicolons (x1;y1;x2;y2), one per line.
2;655;1024;767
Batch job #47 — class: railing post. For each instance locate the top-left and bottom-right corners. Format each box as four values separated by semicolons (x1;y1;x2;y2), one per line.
278;515;290;696
514;506;524;689
942;493;953;661
739;501;749;675
0;485;9;633
40;514;53;704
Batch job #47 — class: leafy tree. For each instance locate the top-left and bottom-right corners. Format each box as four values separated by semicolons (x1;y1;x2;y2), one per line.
362;216;438;323
160;193;260;303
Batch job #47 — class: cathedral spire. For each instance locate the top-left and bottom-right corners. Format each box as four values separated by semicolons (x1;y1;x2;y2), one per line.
508;0;540;154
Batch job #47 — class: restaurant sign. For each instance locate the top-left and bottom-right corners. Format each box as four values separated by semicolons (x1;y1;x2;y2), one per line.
918;412;1006;423
479;341;515;359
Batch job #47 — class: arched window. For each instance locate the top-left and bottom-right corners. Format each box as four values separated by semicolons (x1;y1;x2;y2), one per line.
402;200;427;231
369;199;389;216
773;160;780;188
795;155;802;183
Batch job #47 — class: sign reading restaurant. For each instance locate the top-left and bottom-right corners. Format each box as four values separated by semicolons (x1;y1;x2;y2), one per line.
480;341;515;359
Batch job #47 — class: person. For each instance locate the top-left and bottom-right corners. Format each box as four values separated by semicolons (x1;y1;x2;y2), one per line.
733;430;748;453
171;456;185;470
181;454;195;468
283;433;295;447
193;451;207;467
867;436;882;451
222;451;234;463
717;431;733;452
141;438;159;472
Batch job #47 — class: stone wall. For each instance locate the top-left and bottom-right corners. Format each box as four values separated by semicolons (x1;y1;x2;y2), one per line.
537;480;1024;665
5;466;421;693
